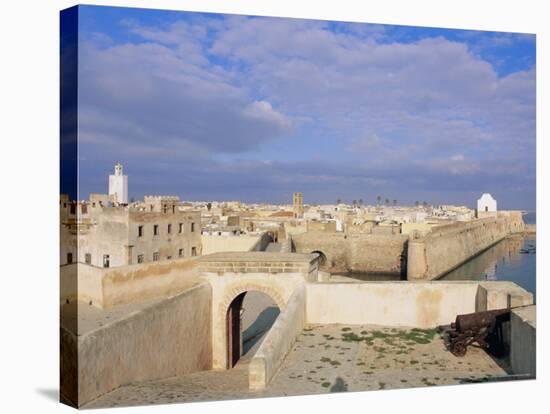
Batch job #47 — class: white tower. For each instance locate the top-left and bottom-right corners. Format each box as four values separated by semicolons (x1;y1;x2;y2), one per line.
108;162;128;204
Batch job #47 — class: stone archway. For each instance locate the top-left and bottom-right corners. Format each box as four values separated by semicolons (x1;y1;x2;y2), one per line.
311;250;328;270
219;284;286;369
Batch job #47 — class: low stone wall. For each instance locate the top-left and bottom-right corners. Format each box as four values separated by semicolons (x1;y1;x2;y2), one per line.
249;284;306;390
201;234;261;255
306;281;533;328
60;258;199;309
292;232;408;274
61;283;213;407
510;305;536;377
407;213;525;280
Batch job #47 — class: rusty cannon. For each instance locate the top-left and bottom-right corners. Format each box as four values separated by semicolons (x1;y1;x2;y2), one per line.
448;308;511;357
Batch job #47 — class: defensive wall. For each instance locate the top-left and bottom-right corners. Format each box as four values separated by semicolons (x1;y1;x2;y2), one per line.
292;232;408;275
60;257;199;309
407;212;525;280
60;283;212;407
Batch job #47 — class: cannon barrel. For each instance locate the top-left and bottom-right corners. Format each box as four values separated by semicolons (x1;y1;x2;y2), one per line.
448;308;511;357
454;308;510;332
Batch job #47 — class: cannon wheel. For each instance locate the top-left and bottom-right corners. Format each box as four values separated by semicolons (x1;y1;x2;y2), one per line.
451;341;467;357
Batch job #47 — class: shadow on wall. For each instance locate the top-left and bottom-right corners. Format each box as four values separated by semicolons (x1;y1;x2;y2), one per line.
330;377;348;392
242;306;280;355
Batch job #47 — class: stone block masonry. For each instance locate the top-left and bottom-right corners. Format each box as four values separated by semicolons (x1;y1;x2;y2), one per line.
407;213;525;280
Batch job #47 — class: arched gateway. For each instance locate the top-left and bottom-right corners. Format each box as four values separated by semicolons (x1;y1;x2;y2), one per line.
198;251;319;369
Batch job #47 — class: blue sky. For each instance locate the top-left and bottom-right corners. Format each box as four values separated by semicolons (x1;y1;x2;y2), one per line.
75;5;536;209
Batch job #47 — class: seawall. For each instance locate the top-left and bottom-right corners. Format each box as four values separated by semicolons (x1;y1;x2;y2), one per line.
407;212;525;280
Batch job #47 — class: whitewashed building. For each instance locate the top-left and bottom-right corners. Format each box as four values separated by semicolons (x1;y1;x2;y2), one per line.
477;193;497;216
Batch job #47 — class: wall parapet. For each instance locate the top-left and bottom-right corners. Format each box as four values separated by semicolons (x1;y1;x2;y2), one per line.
407;214;525;280
248;284;306;390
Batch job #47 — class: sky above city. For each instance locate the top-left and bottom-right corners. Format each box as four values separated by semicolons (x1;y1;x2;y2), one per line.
75;5;536;209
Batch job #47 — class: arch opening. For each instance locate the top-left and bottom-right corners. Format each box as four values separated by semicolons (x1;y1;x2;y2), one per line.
311;250;328;270
225;290;281;368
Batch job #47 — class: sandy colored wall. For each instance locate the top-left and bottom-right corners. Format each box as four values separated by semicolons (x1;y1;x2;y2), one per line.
292;232;407;274
60;263;104;306
201;234;261;254
100;257;199;308
249;284;306;390
407;214;525;280
60;258;200;309
510;305;536;377
63;283;212;407
306;281;532;328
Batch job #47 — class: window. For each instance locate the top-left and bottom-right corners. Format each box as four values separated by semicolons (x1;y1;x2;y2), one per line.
103;254;110;268
191;222;195;232
172;205;175;213
163;205;167;214
167;224;172;234
178;248;184;258
485;206;488;212
85;253;91;264
153;224;159;236
81;204;88;214
179;223;183;233
153;252;160;261
70;203;76;214
191;246;197;256
137;254;144;264
138;225;144;237
67;253;73;264
167;255;172;260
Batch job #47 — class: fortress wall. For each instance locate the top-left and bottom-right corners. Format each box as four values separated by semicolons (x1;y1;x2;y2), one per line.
292;232;407;274
348;235;408;275
306;281;533;328
249;284;306;390
100;257;199;308
61;258;200;309
71;283;212;407
407;213;525;280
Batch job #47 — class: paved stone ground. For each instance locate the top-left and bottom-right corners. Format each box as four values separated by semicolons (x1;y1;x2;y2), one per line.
84;324;511;409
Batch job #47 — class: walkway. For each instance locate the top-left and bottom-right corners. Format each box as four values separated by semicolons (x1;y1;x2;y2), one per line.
85;324;511;408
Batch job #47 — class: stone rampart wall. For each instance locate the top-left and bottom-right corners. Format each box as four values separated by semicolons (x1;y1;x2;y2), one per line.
61;283;212;407
292;232;407;274
61;258;200;309
407;213;525;280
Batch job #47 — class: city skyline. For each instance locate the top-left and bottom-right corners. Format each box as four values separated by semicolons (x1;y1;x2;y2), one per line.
74;6;535;209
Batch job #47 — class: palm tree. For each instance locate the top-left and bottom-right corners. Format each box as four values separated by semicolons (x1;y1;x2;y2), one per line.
352;200;357;207
377;195;382;206
358;198;363;206
393;199;397;206
336;198;342;205
415;201;420;207
385;198;390;206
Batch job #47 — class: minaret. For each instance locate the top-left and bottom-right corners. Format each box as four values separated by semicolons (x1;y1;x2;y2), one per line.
293;192;304;218
108;162;128;204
